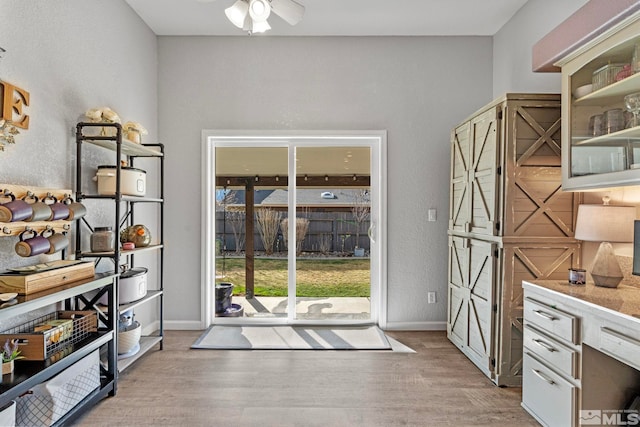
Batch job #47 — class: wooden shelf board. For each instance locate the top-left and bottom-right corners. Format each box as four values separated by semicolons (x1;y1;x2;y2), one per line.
79;194;163;203
117;335;162;373
84;138;163;157
574;72;640;106
80;244;164;258
572;125;640;146
119;290;163;312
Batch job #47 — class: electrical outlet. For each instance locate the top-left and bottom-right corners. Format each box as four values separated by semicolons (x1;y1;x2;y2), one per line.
428;208;437;222
428;291;436;304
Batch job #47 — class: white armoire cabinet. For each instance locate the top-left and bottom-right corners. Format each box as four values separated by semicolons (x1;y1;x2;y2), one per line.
447;93;582;386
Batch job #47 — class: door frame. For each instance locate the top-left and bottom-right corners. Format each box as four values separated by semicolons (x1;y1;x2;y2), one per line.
201;130;387;328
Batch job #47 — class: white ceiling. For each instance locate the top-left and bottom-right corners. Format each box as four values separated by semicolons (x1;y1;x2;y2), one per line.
125;0;530;36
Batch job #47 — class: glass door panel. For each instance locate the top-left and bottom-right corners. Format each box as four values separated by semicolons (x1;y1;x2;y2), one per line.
294;146;372;321
215;146;289;319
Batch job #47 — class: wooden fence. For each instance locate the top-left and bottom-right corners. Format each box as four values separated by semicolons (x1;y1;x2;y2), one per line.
216;211;370;254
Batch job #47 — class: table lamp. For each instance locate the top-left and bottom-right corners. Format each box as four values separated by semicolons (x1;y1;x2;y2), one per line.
574;198;636;288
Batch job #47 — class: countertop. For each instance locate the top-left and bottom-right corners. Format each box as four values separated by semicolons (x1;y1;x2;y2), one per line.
523;280;640;321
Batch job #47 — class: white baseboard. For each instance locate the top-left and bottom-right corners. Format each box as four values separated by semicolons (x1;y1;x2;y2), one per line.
164;320;205;330
383;321;446;331
142;320;160;336
159;320;446;331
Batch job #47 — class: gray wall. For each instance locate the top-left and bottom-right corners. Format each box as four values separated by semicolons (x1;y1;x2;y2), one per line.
492;0;590;97
158;36;493;329
0;1;157;326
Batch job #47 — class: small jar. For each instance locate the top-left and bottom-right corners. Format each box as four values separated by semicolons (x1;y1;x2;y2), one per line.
603;108;625;134
568;268;586;285
91;227;115;252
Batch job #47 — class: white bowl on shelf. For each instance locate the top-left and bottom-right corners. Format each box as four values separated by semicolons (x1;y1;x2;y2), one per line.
573;84;593;99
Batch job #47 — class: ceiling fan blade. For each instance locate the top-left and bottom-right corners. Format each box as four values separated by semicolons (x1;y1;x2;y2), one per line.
269;0;305;26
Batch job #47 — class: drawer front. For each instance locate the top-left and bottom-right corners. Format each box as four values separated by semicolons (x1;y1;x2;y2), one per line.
522;352;576;427
599;326;640;371
524;325;579;379
524;297;579;344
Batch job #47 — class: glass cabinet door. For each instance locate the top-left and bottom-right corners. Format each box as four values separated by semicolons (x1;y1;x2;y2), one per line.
561;16;640;190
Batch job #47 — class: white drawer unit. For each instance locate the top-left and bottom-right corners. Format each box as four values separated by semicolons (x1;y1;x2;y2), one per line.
524;297;579;344
599;326;640;372
522;352;577;427
523;279;640;427
524;324;579;379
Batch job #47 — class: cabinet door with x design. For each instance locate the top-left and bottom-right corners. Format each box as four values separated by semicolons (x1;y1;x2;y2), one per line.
447;93;582;387
449;107;501;237
501;99;580;238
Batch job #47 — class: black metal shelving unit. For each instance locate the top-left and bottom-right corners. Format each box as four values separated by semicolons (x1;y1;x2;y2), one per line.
75;122;164;373
0;273;118;425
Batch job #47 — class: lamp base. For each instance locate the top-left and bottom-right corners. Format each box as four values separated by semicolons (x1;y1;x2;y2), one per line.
590;273;623;288
590;241;624;288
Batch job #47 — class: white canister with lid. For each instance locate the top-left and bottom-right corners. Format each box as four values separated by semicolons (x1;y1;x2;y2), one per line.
94;165;146;196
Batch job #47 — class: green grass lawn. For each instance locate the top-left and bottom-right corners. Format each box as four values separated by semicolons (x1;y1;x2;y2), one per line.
216;258;370;297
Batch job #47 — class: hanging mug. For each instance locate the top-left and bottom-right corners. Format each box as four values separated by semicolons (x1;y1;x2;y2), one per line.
43;229;69;254
15;229;51;257
62;195;87;221
43;194;70;221
0;192;33;223
23;192;53;222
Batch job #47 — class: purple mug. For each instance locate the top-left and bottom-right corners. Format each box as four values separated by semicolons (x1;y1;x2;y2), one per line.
0;193;33;222
43;195;70;221
15;229;51;257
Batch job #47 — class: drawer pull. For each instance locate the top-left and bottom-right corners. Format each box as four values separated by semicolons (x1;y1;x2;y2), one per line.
532;338;557;353
533;309;557;321
531;368;556;385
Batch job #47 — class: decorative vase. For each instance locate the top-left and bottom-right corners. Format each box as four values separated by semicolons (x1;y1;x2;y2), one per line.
2;360;13;375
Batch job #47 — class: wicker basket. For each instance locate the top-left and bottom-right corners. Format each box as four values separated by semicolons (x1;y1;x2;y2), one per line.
118;321;141;354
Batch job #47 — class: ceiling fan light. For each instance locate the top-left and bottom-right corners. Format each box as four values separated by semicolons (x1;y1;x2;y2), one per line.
249;0;271;22
251;19;271;33
225;0;249;28
269;0;305;26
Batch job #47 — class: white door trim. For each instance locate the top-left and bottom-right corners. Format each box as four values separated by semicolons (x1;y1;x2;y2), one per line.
201;130;387;328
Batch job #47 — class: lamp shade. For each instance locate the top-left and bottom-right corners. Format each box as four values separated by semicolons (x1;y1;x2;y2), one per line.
574;204;636;242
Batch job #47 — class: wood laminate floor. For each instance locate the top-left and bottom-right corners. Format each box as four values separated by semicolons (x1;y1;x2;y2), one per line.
72;330;538;427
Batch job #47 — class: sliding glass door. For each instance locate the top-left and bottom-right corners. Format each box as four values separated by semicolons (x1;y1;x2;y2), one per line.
294;146;371;321
206;132;384;326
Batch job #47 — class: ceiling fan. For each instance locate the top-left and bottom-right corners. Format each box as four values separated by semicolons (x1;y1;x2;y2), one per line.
225;0;305;34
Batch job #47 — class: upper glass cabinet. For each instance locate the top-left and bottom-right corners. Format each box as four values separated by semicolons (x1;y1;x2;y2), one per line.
560;14;640;191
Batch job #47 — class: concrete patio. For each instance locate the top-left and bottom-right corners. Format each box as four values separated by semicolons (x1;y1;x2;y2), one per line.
221;296;371;320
